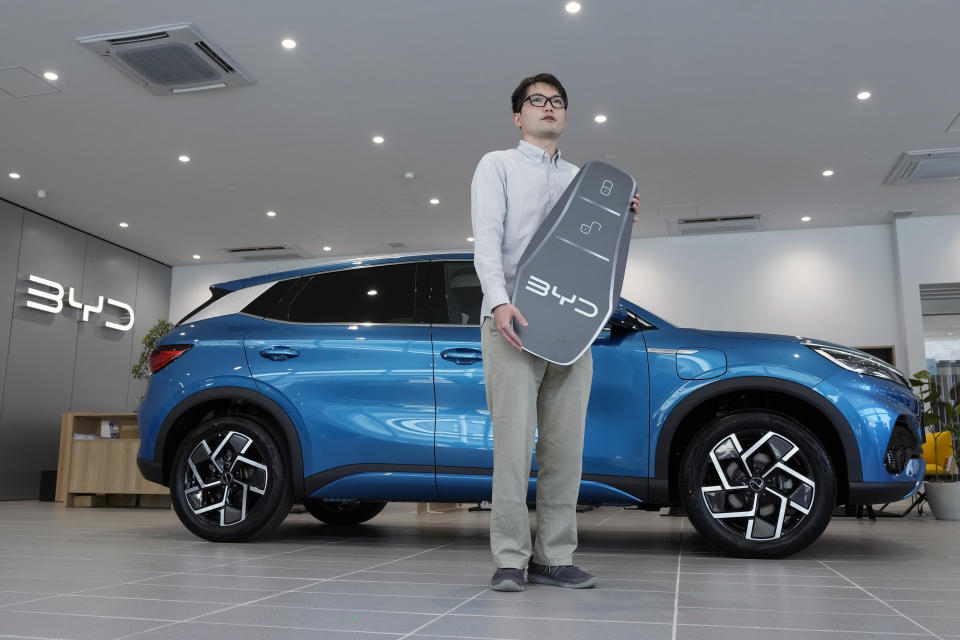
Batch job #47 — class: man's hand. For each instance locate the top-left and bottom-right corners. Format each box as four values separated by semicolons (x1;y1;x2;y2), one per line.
630;192;640;223
492;303;528;351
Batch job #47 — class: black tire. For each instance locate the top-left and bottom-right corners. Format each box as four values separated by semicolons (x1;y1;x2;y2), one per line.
302;498;387;525
679;411;836;558
170;415;293;542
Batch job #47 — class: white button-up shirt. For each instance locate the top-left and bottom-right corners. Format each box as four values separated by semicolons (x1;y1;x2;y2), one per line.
471;139;579;320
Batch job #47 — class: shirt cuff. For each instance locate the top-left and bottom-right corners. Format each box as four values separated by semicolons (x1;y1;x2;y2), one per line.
487;288;510;311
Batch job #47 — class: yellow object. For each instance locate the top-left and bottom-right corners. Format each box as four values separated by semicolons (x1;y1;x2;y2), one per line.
922;431;955;476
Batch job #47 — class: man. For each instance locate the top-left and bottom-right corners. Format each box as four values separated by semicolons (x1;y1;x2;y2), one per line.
471;73;640;592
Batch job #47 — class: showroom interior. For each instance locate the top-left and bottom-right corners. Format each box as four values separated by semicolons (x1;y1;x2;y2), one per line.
2;1;960;639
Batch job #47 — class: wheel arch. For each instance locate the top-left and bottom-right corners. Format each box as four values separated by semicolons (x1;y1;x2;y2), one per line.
152;387;306;497
650;377;859;506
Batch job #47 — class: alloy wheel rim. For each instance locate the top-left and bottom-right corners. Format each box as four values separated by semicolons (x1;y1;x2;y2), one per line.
183;430;269;527
699;429;816;541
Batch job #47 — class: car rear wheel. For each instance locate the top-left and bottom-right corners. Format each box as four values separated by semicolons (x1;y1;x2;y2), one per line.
302;498;387;525
679;411;836;558
170;416;293;542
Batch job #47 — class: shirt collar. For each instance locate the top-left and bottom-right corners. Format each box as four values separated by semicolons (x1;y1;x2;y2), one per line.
517;139;562;166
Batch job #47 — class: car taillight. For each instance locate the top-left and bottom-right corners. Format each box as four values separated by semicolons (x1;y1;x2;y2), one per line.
149;344;193;374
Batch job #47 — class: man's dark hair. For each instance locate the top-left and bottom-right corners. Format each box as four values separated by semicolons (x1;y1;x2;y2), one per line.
511;73;568;114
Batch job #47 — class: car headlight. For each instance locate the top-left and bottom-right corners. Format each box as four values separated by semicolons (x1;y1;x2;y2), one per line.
805;343;909;387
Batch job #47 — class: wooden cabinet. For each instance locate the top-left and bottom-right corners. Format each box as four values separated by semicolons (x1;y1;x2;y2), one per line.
55;412;169;507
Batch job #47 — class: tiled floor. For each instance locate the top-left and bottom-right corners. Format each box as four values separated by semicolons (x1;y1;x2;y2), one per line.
0;501;957;639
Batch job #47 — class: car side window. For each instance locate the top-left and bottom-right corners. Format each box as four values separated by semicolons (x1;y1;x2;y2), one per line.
442;262;482;325
242;277;302;319
283;263;420;324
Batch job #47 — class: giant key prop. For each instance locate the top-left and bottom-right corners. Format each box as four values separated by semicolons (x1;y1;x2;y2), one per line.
511;161;636;365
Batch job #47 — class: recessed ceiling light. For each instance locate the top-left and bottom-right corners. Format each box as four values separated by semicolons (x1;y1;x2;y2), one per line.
372;135;384;144
192;254;201;260
594;114;607;124
467;236;475;242
403;171;416;180
8;172;20;180
367;289;378;296
281;38;297;49
801;216;812;222
43;71;58;81
857;91;872;101
118;222;129;228
565;2;582;14
821;169;835;177
266;210;277;217
178;155;190;163
323;246;332;251
429;198;440;205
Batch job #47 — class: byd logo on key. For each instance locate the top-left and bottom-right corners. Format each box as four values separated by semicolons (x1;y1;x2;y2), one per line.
24;275;135;331
525;275;598;318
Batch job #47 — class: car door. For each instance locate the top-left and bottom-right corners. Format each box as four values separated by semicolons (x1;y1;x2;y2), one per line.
244;261;438;499
431;260;650;502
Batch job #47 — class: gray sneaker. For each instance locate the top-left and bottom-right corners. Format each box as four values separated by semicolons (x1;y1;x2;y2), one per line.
527;562;596;588
491;567;525;592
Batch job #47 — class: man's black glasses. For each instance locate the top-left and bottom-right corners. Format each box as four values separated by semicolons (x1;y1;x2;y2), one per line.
521;94;566;109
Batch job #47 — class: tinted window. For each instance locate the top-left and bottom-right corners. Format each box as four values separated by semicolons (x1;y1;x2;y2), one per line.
442;262;482;325
285;263;420;324
242;277;302;319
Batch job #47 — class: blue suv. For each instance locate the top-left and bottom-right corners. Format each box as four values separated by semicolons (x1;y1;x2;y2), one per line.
137;253;924;557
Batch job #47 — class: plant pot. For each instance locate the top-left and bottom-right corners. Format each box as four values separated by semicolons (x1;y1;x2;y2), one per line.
924;480;960;520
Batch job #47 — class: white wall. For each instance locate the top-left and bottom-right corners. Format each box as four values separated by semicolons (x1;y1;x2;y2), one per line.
893;215;960;376
622;225;903;356
169;218;960;376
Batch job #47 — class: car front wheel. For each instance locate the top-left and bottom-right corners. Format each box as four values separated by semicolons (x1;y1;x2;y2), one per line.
679;411;836;558
170;416;293;542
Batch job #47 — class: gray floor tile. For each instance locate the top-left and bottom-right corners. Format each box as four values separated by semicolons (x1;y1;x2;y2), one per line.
453;595;674;623
257;590;464;614
0;591;51;607
82;582;285;604
137;572;318;591
5;594;229;621
0;609;162;640
678;593;890;615
675;626;929;639
419;614;673;640
193;603;435;634
678;605;923;635
134;621;400;640
299;581;486;599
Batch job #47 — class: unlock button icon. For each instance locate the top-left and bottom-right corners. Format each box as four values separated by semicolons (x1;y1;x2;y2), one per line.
580;221;601;235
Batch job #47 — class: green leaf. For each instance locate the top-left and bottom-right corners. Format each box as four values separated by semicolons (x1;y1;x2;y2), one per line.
913;370;932;380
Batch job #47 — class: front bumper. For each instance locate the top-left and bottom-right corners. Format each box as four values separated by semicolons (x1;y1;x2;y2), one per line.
137;456;166;486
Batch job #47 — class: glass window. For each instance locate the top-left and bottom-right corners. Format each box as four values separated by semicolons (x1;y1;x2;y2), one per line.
285;263;419;324
242;277;302;319
442;262;482;325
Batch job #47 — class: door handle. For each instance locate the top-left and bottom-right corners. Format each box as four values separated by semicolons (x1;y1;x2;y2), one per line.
259;346;300;361
440;348;483;365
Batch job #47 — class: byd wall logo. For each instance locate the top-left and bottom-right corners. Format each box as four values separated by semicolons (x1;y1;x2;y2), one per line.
23;275;135;331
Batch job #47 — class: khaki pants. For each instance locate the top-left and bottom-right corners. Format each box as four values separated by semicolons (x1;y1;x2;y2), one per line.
481;317;593;569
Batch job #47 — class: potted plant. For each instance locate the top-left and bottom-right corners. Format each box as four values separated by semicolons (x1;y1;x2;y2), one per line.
911;369;960;520
131;319;175;380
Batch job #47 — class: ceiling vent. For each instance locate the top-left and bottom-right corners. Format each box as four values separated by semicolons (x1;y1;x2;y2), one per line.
883;149;960;184
386;241;407;249
673;214;761;236
222;245;309;261
78;23;252;94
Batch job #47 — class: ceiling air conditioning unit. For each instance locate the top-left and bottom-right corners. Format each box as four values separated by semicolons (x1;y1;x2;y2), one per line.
672;214;761;236
78;23;252;94
884;148;960;184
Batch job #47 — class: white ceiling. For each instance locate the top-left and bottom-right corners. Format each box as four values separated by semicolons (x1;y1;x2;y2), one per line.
2;0;960;266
